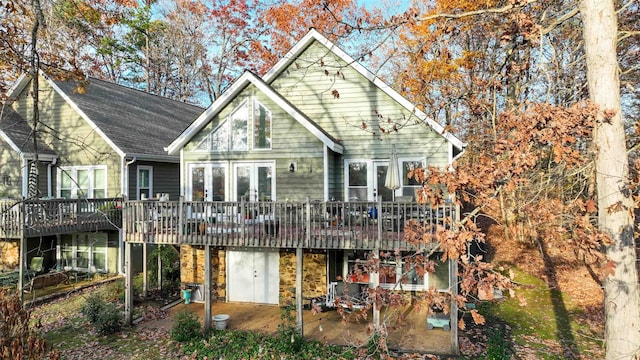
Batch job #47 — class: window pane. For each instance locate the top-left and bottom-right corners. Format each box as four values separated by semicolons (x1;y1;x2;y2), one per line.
77;170;89;198
94;168;105;197
61;171;72;189
191;167;205;201
236;166;250;201
349;162;367;186
211;167;225;201
403;161;423;186
76;235;89;269
230;104;248;151
254;102;272;149
210;122;229;151
430;259;449;290
92;235;107;271
139;169;149;188
257;166;272;201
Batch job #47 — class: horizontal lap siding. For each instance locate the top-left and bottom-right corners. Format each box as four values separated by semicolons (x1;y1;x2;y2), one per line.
183;84;326;201
127;161;180;201
271;41;451;168
0;145;23;199
12;78;122;197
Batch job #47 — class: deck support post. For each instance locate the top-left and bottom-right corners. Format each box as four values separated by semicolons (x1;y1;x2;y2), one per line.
18;234;25;304
142;243;148;297
124;241;133;325
372;248;380;330
204;244;212;330
296;247;304;336
157;248;162;291
449;258;459;355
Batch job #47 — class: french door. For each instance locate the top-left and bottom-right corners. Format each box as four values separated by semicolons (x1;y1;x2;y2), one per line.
227;249;279;304
346;160;392;201
187;163;228;201
232;162;275;202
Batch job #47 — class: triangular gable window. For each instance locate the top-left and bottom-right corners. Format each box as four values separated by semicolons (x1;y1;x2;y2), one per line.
195;102;248;152
195;120;229;151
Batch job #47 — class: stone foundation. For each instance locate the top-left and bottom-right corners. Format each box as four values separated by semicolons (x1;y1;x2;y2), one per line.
180;245;226;300
279;251;327;304
0;240;19;271
180;246;327;305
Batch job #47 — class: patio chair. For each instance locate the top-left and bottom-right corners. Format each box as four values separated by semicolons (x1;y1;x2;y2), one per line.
326;281;368;310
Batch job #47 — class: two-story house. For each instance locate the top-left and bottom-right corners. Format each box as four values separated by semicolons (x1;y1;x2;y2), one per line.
0;73;203;275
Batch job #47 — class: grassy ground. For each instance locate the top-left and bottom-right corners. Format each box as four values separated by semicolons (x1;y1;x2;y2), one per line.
31;280;184;360
28;270;605;360
473;270;604;360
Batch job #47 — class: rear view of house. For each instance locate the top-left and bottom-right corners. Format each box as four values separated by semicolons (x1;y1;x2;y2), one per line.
123;29;464;354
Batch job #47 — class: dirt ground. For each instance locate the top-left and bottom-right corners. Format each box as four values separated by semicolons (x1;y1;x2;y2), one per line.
140;300;454;355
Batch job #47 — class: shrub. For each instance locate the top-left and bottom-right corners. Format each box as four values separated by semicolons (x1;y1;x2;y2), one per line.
170;309;201;342
95;302;123;335
81;294;107;323
81;293;123;335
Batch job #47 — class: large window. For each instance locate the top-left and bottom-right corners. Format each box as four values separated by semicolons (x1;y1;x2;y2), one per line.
195;100;271;152
401;159;425;199
253;100;272;150
61;233;108;272
347;161;368;201
137;166;153;200
58;166;107;198
342;250;449;291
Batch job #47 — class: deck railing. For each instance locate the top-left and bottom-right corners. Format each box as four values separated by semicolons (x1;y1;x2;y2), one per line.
0;198;123;239
123;199;458;251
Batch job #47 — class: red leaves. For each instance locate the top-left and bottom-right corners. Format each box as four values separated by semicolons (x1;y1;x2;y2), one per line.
331;89;340;99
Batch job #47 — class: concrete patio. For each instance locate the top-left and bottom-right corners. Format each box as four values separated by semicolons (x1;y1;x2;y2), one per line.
164;301;453;355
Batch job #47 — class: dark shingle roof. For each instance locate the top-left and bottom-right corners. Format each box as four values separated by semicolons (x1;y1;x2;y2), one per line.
0;105;56;155
53;77;204;156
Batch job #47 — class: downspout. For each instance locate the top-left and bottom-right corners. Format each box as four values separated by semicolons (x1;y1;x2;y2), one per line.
323;146;329;201
119;155;136;275
122;155;136;200
47;157;57;197
20;155;28;198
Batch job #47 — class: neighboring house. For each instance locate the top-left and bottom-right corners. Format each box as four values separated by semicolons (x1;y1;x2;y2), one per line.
0;73;203;274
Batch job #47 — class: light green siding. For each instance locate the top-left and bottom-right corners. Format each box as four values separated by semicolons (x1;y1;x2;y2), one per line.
183;84;325;201
11;78;122;197
270;41;451;168
0;143;23;199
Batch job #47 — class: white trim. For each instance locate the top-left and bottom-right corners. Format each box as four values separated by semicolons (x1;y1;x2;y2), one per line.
5;74;31;102
57;165;108;198
167;72;344;155
323;146;329;201
137;165;153;200
0;130;22;153
186;162;229;201
263;29;465;152
41;72;125;157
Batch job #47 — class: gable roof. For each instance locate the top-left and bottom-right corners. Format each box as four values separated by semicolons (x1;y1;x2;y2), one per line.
0;104;56;158
167;70;345;155
50;75;204;160
263;29;465;151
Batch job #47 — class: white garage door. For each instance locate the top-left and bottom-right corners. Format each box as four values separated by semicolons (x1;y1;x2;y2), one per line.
227;249;279;304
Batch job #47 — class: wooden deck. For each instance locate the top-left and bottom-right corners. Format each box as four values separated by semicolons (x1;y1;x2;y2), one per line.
0;198;122;239
123;200;457;250
159;301;454;355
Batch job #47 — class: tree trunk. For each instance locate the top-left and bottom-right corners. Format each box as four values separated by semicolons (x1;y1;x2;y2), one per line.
580;1;640;359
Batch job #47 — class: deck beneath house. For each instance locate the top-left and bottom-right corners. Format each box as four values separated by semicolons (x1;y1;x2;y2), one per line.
158;301;454;355
0;198;122;239
123;199;457;250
